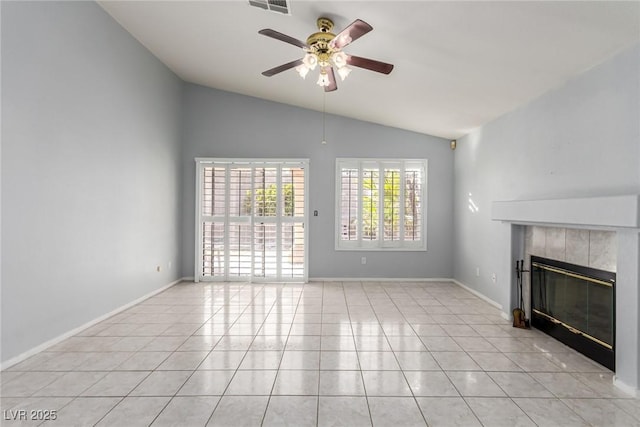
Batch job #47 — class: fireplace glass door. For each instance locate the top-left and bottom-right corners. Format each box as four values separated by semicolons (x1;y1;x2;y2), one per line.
531;256;615;370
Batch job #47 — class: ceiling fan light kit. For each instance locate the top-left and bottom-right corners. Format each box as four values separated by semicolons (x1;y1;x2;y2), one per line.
295;19;352;86
259;17;394;92
317;70;331;87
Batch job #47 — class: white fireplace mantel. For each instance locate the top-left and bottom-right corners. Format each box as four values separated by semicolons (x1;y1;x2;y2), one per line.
491;194;639;229
491;193;640;396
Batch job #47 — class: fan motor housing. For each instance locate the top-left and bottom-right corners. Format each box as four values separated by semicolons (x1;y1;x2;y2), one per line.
306;31;335;46
307;18;336;65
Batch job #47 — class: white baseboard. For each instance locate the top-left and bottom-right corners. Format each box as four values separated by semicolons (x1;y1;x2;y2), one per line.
451;279;504;311
1;277;187;371
309;277;453;282
614;377;640;397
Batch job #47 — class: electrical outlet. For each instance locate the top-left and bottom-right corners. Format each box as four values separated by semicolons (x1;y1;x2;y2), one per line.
361;257;367;265
476;267;480;277
491;273;497;283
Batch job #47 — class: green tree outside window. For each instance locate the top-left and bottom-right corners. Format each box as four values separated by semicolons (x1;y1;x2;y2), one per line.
244;183;294;216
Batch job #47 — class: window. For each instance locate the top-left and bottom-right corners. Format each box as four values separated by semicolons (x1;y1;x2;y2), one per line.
336;158;427;250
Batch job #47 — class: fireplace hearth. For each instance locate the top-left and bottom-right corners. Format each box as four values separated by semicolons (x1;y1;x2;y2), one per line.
530;255;615;370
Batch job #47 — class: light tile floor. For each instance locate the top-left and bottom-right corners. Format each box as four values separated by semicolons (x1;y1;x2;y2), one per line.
1;281;639;426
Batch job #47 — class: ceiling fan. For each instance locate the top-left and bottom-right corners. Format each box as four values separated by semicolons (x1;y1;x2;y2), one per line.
259;17;394;92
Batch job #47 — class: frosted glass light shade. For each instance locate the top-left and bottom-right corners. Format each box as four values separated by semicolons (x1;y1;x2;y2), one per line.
337;66;352;81
295;64;309;78
332;51;348;68
317;72;330;87
302;53;318;70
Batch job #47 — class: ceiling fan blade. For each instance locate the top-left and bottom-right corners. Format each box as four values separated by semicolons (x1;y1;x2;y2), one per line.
262;59;303;77
347;55;394;75
258;29;308;49
330;19;373;50
325;67;337;92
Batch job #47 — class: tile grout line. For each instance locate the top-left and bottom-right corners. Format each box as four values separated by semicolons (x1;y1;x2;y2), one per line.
179;290;243;426
365;281;426;423
381;281;441;426
144;283;243;427
259;282;304;427
315;281;325;427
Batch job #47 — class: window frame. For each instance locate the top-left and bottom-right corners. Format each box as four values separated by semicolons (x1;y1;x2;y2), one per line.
335;158;427;251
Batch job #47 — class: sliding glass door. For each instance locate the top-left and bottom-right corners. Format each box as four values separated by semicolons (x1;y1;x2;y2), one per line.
195;158;308;282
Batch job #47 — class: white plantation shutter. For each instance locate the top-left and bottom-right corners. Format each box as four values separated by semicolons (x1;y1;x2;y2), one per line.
336;158;427;251
361;166;379;243
280;166;306;278
404;165;423;242
227;168;252;277
201;167;226;277
339;167;359;241
196;159;308;282
383;166;401;242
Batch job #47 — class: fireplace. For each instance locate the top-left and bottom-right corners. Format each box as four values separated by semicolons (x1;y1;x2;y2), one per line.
492;194;640;392
530;255;615;370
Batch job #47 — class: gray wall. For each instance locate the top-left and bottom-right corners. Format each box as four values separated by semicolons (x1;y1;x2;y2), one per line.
453;43;640;311
180;84;454;279
1;2;183;362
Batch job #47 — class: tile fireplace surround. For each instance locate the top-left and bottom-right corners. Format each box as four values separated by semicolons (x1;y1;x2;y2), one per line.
492;194;640;396
522;226;617;317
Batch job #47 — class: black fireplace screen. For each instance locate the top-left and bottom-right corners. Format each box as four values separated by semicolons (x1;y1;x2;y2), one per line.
531;256;615;370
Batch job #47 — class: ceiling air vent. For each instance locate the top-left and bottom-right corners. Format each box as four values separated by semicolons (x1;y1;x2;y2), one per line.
249;0;290;15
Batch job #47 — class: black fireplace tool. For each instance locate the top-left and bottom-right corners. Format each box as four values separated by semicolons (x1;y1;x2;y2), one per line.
513;259;530;329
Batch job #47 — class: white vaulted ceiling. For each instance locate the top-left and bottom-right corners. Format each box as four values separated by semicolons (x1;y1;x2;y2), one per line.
98;1;640;139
